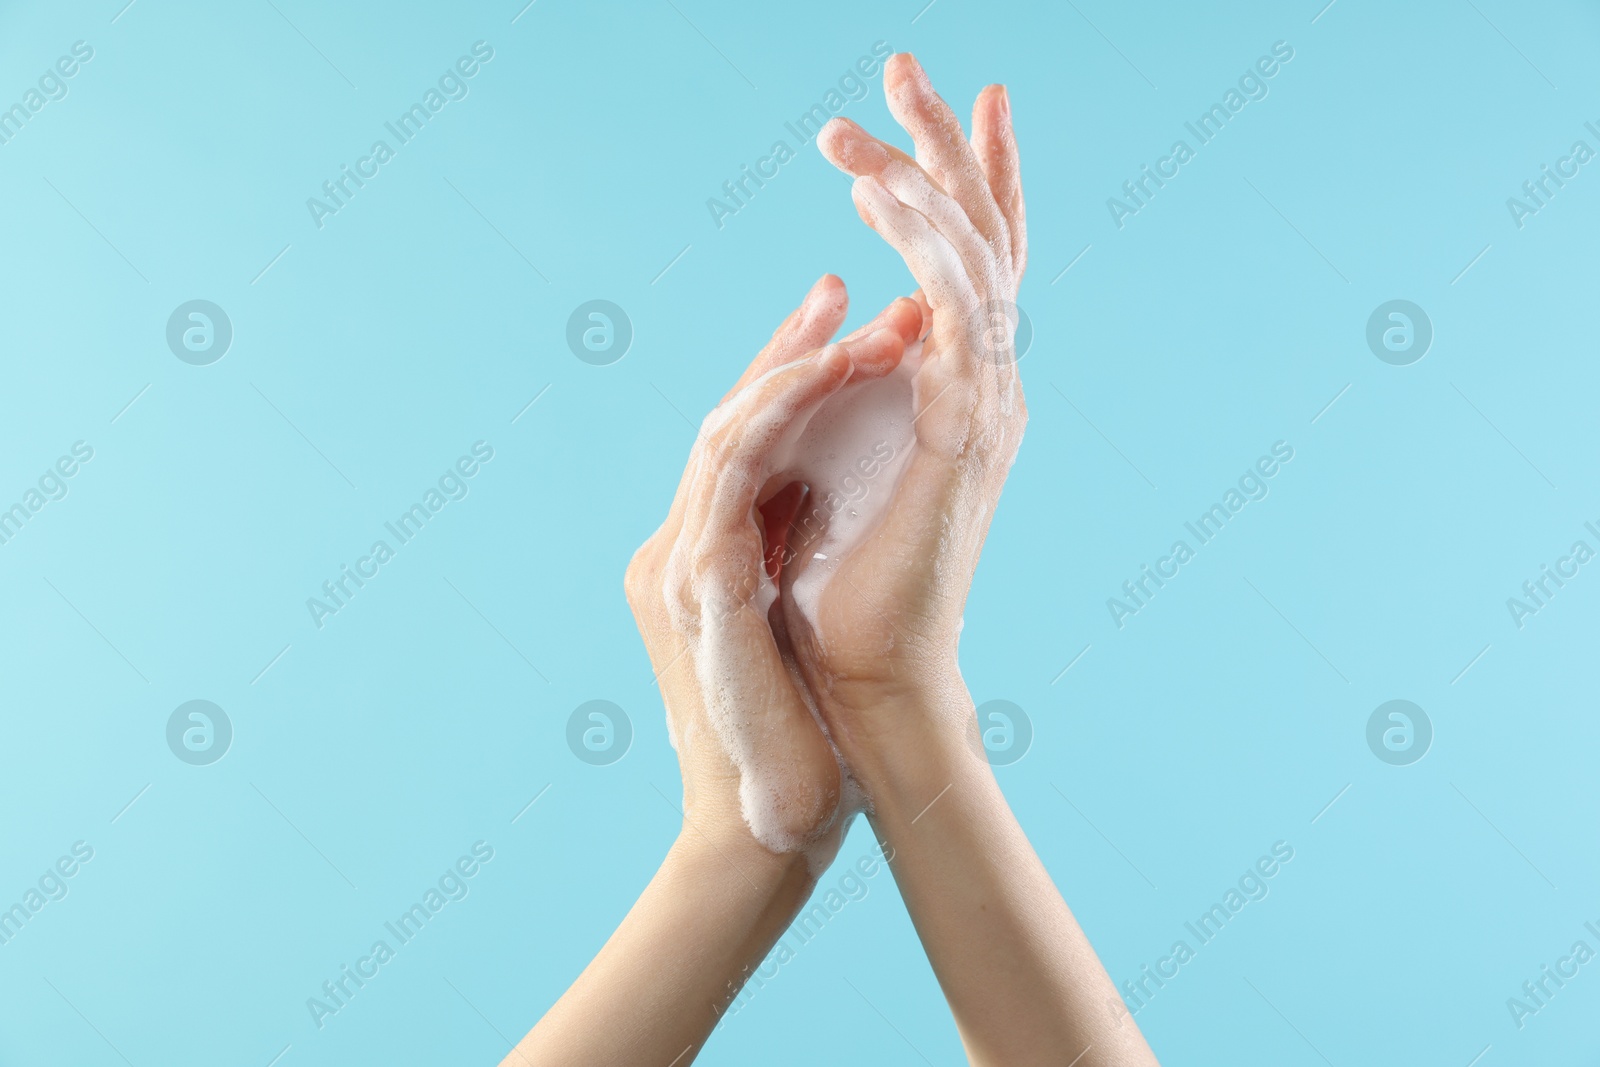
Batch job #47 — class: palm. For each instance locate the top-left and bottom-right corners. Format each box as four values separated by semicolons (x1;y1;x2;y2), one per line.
778;401;1002;715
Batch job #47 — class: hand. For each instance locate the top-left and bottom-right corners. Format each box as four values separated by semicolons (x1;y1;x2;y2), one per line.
779;53;1029;781
624;276;917;855
518;287;915;1064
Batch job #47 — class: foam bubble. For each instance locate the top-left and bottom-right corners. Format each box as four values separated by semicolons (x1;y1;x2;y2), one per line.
769;339;923;627
665;341;925;856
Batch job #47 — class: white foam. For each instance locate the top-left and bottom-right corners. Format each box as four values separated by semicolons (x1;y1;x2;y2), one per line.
662;341;925;857
767;340;923;627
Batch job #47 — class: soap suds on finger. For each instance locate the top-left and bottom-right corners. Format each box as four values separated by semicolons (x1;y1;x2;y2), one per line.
661;340;923;856
769;341;922;627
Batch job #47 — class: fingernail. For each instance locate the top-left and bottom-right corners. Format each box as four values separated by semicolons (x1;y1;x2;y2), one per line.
999;85;1010;118
803;277;844;327
819;343;851;374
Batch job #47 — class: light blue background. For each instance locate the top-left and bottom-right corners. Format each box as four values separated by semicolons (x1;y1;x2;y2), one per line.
1;0;1597;1063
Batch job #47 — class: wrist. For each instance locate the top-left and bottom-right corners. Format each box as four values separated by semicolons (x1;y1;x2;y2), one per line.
669;818;820;899
833;683;988;805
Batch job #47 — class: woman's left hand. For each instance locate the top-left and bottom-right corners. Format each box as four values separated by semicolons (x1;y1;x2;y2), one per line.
624;274;915;855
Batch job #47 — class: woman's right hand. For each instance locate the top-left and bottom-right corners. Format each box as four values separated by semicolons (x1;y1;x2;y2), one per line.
778;53;1029;785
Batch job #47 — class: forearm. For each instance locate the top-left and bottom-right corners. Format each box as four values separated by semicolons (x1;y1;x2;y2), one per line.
507;826;815;1067
855;692;1159;1067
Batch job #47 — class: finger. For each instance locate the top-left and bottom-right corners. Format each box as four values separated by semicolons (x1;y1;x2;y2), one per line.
816;114;917;179
882;53;1011;265
678;276;841;533
909;289;934;340
691;323;911;546
971;84;1026;278
729;285;918;411
833;323;907;380
878;158;1001;289
669;291;913;539
686;345;855;547
850;175;980;314
819;118;997;288
723;274;850;401
841;295;924;350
